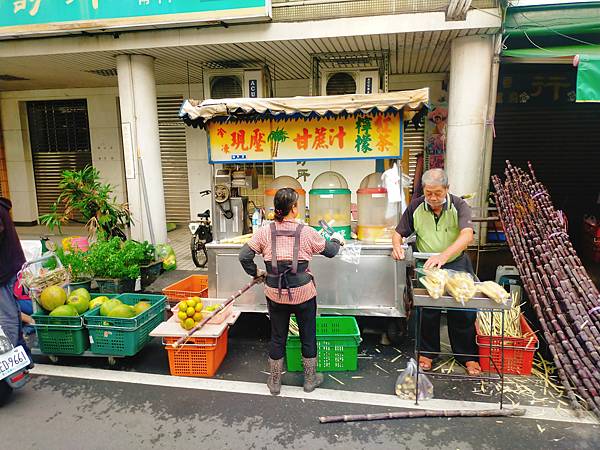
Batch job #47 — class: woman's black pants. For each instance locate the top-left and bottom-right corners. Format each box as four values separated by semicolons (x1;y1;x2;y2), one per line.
267;297;317;360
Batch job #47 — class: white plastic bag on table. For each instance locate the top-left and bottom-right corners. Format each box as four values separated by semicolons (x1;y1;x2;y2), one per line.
395;358;434;401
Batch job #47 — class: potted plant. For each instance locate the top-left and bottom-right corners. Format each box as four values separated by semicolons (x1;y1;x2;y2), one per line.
55;247;93;291
39;165;131;241
136;241;164;289
87;238;141;293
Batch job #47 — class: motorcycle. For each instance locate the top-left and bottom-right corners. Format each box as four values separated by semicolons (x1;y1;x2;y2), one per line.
0;324;30;406
189;190;213;268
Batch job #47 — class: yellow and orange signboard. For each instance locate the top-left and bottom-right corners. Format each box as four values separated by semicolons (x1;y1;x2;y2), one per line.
207;111;402;163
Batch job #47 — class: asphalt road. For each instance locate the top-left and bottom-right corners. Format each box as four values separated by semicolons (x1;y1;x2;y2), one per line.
2;374;599;450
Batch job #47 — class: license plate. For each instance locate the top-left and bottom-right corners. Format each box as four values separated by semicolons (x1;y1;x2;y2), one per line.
0;346;30;379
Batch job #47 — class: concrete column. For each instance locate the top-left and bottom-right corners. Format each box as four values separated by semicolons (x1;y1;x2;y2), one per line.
445;35;494;198
116;54;167;244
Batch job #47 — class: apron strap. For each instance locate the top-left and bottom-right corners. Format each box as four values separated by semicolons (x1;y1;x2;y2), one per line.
270;222;278;274
291;223;304;274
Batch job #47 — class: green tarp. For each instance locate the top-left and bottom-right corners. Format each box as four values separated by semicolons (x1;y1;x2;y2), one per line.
577;55;600;102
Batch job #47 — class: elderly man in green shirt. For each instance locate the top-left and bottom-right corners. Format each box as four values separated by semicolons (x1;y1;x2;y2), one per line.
392;169;481;376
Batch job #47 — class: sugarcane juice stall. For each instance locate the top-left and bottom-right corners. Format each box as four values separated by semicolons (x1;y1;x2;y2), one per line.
179;89;430;341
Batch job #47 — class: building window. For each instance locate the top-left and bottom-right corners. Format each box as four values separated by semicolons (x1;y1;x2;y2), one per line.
26;100;91;153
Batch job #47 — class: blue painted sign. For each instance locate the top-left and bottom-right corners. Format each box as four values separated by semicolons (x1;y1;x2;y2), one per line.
0;0;271;37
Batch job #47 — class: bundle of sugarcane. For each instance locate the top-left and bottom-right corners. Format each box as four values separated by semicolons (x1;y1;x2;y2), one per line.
492;161;600;418
477;296;523;338
288;319;300;336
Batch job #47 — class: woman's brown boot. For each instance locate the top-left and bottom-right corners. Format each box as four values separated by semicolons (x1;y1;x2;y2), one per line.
302;357;323;393
267;357;284;395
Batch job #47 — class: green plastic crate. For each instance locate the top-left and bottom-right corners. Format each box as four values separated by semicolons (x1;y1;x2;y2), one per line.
32;311;88;356
286;316;361;372
84;293;166;357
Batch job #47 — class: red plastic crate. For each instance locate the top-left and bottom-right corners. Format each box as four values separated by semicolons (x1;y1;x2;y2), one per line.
475;315;538;375
162;275;208;303
163;328;228;377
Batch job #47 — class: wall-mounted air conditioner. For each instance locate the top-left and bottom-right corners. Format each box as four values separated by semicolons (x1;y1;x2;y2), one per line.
203;68;271;99
320;69;380;96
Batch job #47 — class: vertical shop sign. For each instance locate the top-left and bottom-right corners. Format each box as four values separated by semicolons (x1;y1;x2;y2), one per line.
424;103;448;170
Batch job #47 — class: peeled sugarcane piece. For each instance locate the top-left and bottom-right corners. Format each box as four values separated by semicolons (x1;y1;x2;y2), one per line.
419;268;449;299
420;277;444;299
446;272;477;304
479;281;511;304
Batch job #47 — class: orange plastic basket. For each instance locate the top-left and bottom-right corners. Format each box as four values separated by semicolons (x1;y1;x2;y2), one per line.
162;275;208;302
164;329;228;377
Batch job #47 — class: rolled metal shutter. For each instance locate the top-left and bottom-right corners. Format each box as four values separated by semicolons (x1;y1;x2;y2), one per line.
404;126;424;193
492;103;600;230
158;96;190;223
26;100;92;219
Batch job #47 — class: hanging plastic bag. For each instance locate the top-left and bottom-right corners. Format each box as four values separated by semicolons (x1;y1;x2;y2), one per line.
339;242;361;265
395;358;434;401
156;244;177;271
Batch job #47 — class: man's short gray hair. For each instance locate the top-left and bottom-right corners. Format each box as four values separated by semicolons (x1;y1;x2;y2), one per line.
422;169;449;187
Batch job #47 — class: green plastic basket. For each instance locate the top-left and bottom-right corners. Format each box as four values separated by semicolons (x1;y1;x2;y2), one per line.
32;311;88;356
286;316;361;372
84;293;166;357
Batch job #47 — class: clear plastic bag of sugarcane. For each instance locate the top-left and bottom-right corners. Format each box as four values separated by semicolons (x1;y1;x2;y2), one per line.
442;270;480;306
415;267;450;299
475;280;511;305
395;358;434;401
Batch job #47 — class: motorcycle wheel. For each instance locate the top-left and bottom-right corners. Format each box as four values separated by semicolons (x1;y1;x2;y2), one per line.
0;381;13;406
190;235;208;268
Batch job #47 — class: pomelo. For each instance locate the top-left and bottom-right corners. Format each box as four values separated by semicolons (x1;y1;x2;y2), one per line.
100;299;123;316
49;304;79;317
66;289;91;314
107;304;136;319
40;285;67;312
133;301;151;316
89;296;109;310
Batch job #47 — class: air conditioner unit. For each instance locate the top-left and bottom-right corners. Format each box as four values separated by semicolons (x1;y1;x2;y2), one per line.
203;68;271;99
320;69;380;96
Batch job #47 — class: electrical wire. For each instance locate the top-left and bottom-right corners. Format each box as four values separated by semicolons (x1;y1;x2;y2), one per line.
508;10;600;47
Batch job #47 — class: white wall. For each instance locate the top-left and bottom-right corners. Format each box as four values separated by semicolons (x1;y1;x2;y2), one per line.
0;87;127;222
0;99;37;222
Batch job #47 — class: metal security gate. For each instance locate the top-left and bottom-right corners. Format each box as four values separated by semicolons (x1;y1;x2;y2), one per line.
492;102;600;235
158;96;190;223
27;100;92;217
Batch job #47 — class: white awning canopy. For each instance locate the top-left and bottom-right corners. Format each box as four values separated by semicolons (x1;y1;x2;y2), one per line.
179;88;429;127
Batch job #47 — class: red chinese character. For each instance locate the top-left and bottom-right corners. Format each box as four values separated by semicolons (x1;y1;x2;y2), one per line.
312;127;328;150
293;128;312;151
249;128;266;152
373;115;393;152
231;130;249;151
222;144;230;154
217;127;226;138
328;126;346;149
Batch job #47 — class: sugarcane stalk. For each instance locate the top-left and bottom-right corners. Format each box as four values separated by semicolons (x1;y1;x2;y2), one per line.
492;162;600;417
318;408;527;424
171;276;265;348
